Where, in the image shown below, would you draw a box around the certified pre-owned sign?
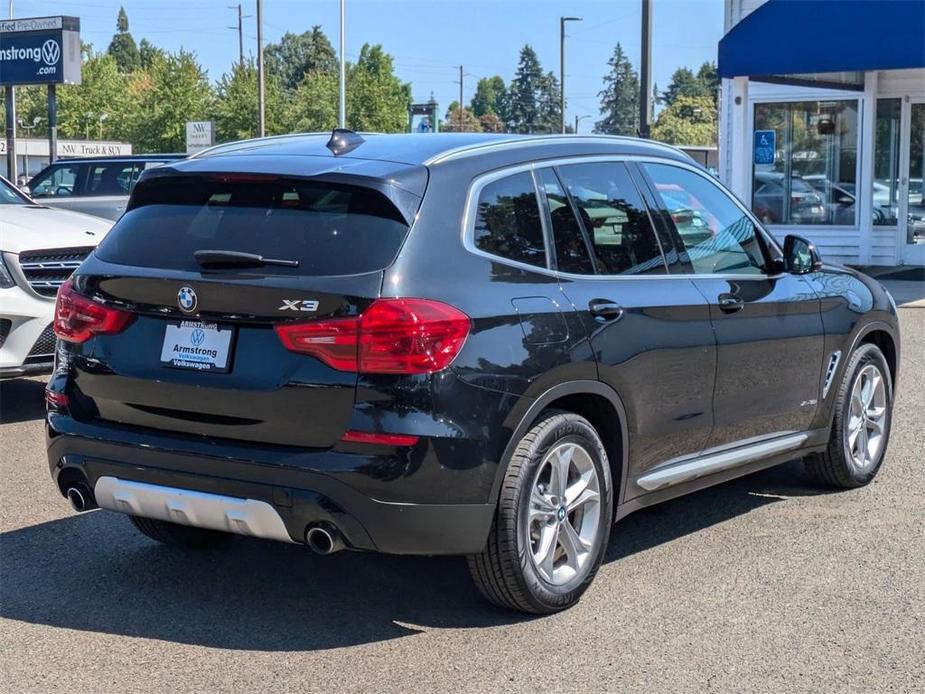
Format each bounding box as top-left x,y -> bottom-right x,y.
0,15 -> 81,86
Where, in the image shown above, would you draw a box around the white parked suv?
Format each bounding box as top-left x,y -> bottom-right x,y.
0,176 -> 112,379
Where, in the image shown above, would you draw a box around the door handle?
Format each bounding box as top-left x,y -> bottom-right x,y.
588,299 -> 624,322
717,293 -> 745,313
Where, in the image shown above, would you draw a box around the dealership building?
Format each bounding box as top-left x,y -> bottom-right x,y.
718,0 -> 925,267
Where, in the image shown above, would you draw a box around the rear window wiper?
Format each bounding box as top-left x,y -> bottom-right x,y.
193,249 -> 300,268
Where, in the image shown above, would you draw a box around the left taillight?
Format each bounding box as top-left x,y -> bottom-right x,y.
53,278 -> 134,344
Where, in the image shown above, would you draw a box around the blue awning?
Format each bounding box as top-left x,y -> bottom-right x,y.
718,0 -> 925,79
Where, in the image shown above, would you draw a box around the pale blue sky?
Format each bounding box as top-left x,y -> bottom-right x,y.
16,0 -> 724,133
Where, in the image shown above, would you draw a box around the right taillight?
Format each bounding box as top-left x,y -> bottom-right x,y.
53,278 -> 135,343
275,298 -> 470,375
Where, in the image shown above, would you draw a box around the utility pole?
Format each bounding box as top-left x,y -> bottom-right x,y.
5,0 -> 15,182
256,0 -> 265,137
228,4 -> 248,67
338,0 -> 346,128
560,16 -> 582,134
639,0 -> 653,139
457,65 -> 464,132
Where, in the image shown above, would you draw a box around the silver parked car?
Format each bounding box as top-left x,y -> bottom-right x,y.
23,155 -> 184,220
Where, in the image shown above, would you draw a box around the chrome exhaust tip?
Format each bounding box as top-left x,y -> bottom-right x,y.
66,485 -> 94,513
305,523 -> 344,555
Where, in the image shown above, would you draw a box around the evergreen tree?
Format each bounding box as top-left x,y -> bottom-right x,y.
595,43 -> 639,136
139,38 -> 165,69
471,76 -> 507,119
265,27 -> 337,91
536,71 -> 562,134
663,66 -> 707,106
506,45 -> 545,133
696,61 -> 719,106
107,6 -> 140,73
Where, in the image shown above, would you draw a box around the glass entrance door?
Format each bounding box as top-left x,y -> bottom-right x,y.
901,99 -> 925,264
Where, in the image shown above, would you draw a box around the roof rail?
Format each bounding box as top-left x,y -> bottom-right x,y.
423,135 -> 693,166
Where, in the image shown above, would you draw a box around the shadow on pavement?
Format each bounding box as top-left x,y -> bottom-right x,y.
1,459 -> 827,651
0,377 -> 47,425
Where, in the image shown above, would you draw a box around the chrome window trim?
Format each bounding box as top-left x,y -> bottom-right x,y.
426,136 -> 691,167
460,154 -> 788,282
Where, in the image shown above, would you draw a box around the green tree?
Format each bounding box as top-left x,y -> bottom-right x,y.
506,45 -> 545,133
213,59 -> 286,141
265,27 -> 338,91
663,66 -> 708,106
107,6 -> 140,73
479,112 -> 504,133
345,44 -> 411,132
471,76 -> 506,119
126,50 -> 213,151
595,43 -> 639,136
287,43 -> 409,133
536,70 -> 561,133
288,70 -> 338,131
697,61 -> 719,105
650,94 -> 717,146
139,38 -> 165,69
442,101 -> 482,132
56,47 -> 133,141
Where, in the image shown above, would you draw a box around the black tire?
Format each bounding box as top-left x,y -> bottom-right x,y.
805,343 -> 893,488
467,411 -> 614,614
129,515 -> 233,548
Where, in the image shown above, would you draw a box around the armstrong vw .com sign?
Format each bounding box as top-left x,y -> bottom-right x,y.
0,16 -> 81,85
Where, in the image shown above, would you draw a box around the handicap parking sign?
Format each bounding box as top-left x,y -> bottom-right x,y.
754,130 -> 776,165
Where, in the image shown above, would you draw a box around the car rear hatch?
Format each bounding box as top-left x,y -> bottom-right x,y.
63,161 -> 426,448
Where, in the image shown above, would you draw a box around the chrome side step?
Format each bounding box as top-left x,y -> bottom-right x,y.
94,476 -> 295,543
636,432 -> 809,492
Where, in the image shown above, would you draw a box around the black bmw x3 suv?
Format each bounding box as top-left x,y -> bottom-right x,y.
46,131 -> 900,614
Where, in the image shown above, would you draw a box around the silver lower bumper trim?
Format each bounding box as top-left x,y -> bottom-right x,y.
637,432 -> 809,491
94,476 -> 295,543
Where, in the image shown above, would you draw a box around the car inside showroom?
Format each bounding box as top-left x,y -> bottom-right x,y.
718,0 -> 925,268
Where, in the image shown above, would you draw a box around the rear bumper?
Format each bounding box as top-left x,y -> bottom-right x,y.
46,413 -> 496,555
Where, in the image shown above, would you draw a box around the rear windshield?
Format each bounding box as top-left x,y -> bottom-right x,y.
94,175 -> 410,276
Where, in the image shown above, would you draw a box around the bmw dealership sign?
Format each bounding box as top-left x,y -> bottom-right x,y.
0,16 -> 81,85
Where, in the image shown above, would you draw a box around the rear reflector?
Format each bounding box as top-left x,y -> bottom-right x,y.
275,298 -> 470,375
340,430 -> 420,447
53,278 -> 135,344
45,389 -> 69,407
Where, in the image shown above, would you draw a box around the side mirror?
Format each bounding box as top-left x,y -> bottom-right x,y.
783,234 -> 822,274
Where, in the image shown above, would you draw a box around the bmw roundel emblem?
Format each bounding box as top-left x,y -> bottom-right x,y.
177,286 -> 198,314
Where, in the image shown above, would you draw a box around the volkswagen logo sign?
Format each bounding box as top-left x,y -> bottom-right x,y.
41,40 -> 60,66
177,286 -> 198,314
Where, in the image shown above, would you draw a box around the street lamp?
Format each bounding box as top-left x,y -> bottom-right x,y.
574,114 -> 590,134
560,16 -> 582,134
98,113 -> 108,140
16,116 -> 42,179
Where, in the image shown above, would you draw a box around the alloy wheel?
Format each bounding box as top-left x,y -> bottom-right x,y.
845,364 -> 888,471
526,441 -> 602,586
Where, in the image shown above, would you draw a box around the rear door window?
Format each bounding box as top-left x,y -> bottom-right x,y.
554,162 -> 666,275
86,162 -> 139,196
473,172 -> 547,268
94,175 -> 412,277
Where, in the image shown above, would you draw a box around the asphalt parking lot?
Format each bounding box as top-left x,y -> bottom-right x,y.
1,308 -> 922,693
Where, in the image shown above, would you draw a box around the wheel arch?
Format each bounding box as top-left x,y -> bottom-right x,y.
490,380 -> 629,517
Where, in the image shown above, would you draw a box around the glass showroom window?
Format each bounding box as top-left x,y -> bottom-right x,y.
752,100 -> 859,226
873,99 -> 901,226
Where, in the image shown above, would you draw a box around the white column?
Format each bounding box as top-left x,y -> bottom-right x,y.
858,71 -> 878,265
722,76 -> 750,201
